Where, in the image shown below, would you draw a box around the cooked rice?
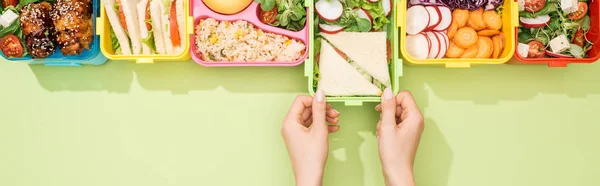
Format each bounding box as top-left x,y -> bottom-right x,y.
195,18 -> 306,62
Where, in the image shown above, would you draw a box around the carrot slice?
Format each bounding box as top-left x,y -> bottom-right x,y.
452,9 -> 470,28
467,8 -> 486,31
446,41 -> 465,58
117,0 -> 127,31
496,32 -> 505,50
475,36 -> 493,58
483,10 -> 502,30
453,27 -> 478,48
461,43 -> 478,58
447,20 -> 458,40
492,35 -> 503,58
477,29 -> 500,36
170,1 -> 181,47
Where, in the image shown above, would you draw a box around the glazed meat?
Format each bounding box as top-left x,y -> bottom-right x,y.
51,0 -> 93,56
20,2 -> 56,58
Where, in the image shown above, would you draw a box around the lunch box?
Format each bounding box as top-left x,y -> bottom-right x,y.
190,0 -> 310,66
399,0 -> 517,68
0,0 -> 107,66
97,0 -> 192,63
513,0 -> 600,67
305,0 -> 402,106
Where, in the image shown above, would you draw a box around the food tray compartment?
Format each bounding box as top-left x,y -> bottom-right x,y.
0,0 -> 107,66
304,0 -> 402,106
398,0 -> 517,68
97,0 -> 191,63
190,0 -> 309,66
513,0 -> 600,67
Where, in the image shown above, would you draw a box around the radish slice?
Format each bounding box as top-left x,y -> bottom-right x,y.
315,0 -> 343,22
367,0 -> 380,2
520,15 -> 551,28
319,23 -> 345,34
406,5 -> 430,35
406,34 -> 430,59
425,32 -> 441,59
434,6 -> 452,31
435,32 -> 448,59
421,33 -> 432,51
356,8 -> 373,24
382,0 -> 392,17
425,6 -> 441,31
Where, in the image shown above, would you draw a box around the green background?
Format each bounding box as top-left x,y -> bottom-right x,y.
1,60 -> 599,186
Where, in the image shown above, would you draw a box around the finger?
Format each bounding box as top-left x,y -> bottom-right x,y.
328,125 -> 340,133
311,89 -> 328,135
304,118 -> 313,126
326,108 -> 340,118
376,120 -> 382,136
375,104 -> 381,112
301,108 -> 312,121
396,91 -> 420,112
326,117 -> 339,125
285,95 -> 313,124
380,88 -> 397,127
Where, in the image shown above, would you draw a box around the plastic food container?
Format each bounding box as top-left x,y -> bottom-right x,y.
514,0 -> 600,67
190,1 -> 309,66
304,0 -> 402,106
0,0 -> 107,66
399,1 -> 517,68
97,0 -> 192,63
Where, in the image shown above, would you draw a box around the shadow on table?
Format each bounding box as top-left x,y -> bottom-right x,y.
414,119 -> 454,186
133,61 -> 308,94
29,60 -> 308,94
399,63 -> 600,104
29,60 -> 134,93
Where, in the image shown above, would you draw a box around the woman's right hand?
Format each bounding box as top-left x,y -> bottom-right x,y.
376,88 -> 425,186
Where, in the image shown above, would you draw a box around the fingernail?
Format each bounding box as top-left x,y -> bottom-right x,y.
316,89 -> 325,102
383,88 -> 393,100
333,109 -> 340,115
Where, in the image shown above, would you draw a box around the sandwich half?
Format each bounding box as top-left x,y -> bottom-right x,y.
149,0 -> 167,54
115,0 -> 143,55
137,0 -> 152,55
103,0 -> 132,55
321,32 -> 391,87
318,41 -> 383,96
159,0 -> 184,55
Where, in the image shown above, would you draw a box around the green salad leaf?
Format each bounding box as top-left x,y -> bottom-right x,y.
0,7 -> 28,57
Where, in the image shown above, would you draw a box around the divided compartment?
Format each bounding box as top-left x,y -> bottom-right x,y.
97,0 -> 191,63
513,0 -> 600,67
304,0 -> 402,106
190,0 -> 309,66
0,0 -> 107,66
398,0 -> 517,68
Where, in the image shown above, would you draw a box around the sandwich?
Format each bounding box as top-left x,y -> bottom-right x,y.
105,0 -> 185,55
321,32 -> 391,87
317,32 -> 390,96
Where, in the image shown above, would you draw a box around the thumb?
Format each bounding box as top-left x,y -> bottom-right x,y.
311,89 -> 328,134
380,87 -> 397,127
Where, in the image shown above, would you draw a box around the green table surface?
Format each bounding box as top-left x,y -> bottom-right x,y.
1,60 -> 599,186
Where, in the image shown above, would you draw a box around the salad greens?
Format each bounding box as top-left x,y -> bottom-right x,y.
255,0 -> 307,31
319,0 -> 389,32
518,1 -> 594,58
0,6 -> 28,57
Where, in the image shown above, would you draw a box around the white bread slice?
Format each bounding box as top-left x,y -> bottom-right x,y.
150,0 -> 166,54
136,0 -> 151,55
321,32 -> 391,87
120,0 -> 142,55
102,0 -> 132,55
160,1 -> 174,54
175,0 -> 185,54
318,41 -> 383,96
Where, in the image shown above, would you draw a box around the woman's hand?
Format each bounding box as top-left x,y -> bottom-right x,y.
376,88 -> 425,186
281,90 -> 341,186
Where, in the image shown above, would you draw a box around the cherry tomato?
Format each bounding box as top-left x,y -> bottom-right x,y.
527,40 -> 546,58
259,7 -> 278,24
568,2 -> 588,20
0,35 -> 24,58
524,0 -> 546,13
572,29 -> 585,47
2,0 -> 17,7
